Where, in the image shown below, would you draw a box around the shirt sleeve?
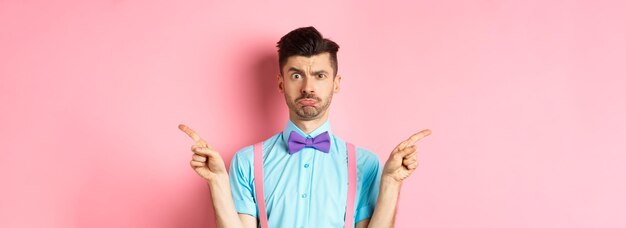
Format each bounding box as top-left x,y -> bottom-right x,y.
354,148 -> 382,223
228,145 -> 258,217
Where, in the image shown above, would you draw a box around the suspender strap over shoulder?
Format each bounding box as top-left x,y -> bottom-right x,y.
345,142 -> 357,228
253,142 -> 269,228
253,142 -> 358,228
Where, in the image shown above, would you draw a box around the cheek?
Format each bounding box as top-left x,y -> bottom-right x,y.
283,81 -> 302,92
283,86 -> 299,98
283,84 -> 296,93
325,82 -> 336,93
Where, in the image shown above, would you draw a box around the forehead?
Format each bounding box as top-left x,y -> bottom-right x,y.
283,53 -> 333,72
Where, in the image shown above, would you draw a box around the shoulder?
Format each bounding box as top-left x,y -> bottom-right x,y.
352,145 -> 382,194
232,145 -> 254,163
334,136 -> 380,166
229,145 -> 254,178
337,135 -> 381,169
355,147 -> 379,161
231,133 -> 282,165
355,146 -> 382,170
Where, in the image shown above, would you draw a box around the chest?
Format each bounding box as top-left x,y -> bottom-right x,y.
259,146 -> 351,226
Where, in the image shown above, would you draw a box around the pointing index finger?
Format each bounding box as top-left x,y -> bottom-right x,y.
406,129 -> 432,145
178,124 -> 203,143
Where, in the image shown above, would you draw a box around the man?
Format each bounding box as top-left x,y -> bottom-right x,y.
179,26 -> 431,227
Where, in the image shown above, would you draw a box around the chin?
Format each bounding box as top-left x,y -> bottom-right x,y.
295,110 -> 321,120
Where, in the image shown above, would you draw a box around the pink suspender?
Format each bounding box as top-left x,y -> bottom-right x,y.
253,142 -> 358,228
345,143 -> 357,228
253,142 -> 269,227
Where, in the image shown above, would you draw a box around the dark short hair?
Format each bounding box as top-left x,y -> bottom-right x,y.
276,26 -> 340,76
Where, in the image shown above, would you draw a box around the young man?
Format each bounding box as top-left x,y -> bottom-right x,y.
179,26 -> 431,227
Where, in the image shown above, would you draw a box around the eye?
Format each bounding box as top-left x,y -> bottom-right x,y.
317,74 -> 326,79
291,73 -> 302,79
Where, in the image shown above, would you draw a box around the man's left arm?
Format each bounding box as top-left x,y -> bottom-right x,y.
365,129 -> 432,228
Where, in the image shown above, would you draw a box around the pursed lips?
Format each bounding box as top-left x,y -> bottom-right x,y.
298,98 -> 318,106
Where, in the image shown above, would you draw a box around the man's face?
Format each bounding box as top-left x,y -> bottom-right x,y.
278,52 -> 341,121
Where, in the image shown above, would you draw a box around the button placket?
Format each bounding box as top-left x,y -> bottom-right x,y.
301,148 -> 312,200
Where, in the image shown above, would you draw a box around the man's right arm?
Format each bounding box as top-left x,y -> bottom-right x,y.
207,175 -> 257,228
178,124 -> 257,228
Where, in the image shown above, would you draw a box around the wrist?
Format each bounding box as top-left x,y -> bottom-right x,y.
381,175 -> 402,188
207,174 -> 230,187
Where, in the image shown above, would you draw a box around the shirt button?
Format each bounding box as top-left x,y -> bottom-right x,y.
304,164 -> 309,168
301,194 -> 307,198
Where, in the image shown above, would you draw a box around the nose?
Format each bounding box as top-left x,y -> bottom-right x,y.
301,77 -> 315,94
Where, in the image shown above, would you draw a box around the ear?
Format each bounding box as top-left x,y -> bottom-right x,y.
277,74 -> 284,93
333,74 -> 341,93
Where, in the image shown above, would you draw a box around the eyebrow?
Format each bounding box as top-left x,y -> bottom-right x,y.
287,67 -> 303,74
312,70 -> 329,75
286,67 -> 329,75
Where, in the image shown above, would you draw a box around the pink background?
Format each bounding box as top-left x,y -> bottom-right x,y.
1,0 -> 625,227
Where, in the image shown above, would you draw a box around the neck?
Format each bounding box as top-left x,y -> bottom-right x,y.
289,112 -> 329,134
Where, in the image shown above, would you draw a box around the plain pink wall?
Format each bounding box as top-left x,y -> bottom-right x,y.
1,0 -> 625,227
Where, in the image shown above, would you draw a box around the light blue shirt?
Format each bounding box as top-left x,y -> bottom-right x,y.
229,120 -> 382,227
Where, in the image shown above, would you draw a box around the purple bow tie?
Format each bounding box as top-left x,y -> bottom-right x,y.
287,131 -> 331,154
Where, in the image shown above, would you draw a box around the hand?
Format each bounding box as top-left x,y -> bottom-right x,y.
382,129 -> 432,183
178,124 -> 228,182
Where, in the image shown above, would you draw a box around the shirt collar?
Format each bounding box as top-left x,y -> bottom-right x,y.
282,119 -> 333,147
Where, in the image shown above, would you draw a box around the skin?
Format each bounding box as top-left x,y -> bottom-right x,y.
179,52 -> 431,228
278,53 -> 339,133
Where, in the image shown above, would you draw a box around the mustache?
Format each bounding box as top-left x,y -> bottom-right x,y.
296,93 -> 321,102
